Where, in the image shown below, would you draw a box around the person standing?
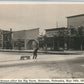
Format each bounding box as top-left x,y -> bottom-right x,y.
33,47 -> 39,59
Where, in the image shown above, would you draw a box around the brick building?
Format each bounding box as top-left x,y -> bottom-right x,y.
67,14 -> 84,50
44,14 -> 84,51
67,14 -> 84,28
12,28 -> 39,50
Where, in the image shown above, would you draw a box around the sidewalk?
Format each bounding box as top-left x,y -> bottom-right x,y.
0,49 -> 83,55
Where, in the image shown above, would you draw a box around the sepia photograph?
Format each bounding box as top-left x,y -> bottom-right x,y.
0,1 -> 84,79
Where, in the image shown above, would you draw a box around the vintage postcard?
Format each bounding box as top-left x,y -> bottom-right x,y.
0,1 -> 84,83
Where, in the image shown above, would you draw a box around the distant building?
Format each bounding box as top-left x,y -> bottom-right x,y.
12,28 -> 39,50
67,14 -> 84,50
0,29 -> 12,49
67,14 -> 84,28
45,27 -> 69,50
46,27 -> 69,37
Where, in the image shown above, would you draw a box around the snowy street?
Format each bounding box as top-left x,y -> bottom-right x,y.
0,52 -> 84,79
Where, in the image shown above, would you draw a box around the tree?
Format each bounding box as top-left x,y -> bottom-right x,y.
78,26 -> 84,50
38,35 -> 47,50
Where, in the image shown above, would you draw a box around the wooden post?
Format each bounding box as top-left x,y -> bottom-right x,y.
57,40 -> 59,50
2,32 -> 3,49
81,43 -> 83,51
24,39 -> 27,50
64,42 -> 67,50
53,39 -> 54,50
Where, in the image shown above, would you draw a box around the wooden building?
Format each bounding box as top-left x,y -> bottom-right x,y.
45,27 -> 69,51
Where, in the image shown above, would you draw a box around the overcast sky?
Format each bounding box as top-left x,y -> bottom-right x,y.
0,3 -> 84,34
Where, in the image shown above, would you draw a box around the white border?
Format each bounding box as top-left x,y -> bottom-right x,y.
0,79 -> 84,83
0,1 -> 84,4
0,1 -> 84,83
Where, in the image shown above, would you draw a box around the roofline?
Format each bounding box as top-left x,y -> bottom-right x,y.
0,29 -> 11,32
13,28 -> 39,32
67,14 -> 84,18
45,27 -> 67,31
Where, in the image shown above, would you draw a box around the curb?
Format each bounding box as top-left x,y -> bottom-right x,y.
0,49 -> 82,55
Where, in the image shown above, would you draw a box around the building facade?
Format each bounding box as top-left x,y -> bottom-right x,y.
13,28 -> 39,50
67,14 -> 84,50
44,27 -> 69,51
0,29 -> 12,49
67,14 -> 84,28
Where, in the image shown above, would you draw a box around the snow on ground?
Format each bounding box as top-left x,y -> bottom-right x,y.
0,52 -> 84,79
